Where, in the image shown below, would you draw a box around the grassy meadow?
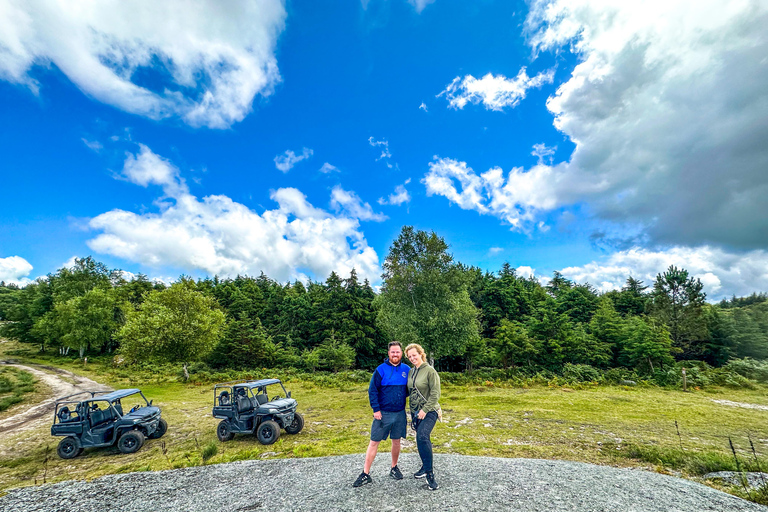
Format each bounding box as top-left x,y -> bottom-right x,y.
2,338 -> 768,503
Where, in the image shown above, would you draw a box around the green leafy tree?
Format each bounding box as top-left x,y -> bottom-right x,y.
36,287 -> 127,358
117,283 -> 225,363
375,226 -> 481,363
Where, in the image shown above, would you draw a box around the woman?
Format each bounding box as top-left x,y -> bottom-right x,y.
405,343 -> 441,491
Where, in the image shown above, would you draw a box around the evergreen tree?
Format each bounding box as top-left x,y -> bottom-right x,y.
648,265 -> 707,359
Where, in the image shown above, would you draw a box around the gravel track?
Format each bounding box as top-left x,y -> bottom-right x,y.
0,360 -> 111,434
1,453 -> 764,512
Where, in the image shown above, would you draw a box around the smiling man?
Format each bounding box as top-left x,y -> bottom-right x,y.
352,341 -> 410,487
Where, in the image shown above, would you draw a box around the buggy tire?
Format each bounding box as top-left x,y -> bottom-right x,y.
57,437 -> 81,459
149,418 -> 168,439
118,430 -> 145,454
217,420 -> 235,442
256,420 -> 280,445
284,412 -> 304,435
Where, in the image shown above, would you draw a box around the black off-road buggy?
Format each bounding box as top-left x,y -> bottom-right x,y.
212,379 -> 304,444
51,388 -> 167,459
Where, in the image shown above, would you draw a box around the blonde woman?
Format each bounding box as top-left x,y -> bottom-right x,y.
405,343 -> 441,491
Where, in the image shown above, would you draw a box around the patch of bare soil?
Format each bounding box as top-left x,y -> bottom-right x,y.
0,361 -> 111,434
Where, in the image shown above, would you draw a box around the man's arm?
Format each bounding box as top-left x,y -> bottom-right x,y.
368,369 -> 382,419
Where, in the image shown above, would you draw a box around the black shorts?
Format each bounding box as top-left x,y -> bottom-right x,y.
371,410 -> 407,441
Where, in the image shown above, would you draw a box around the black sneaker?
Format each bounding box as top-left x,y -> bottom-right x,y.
353,472 -> 372,487
426,471 -> 439,491
414,467 -> 427,479
390,465 -> 403,480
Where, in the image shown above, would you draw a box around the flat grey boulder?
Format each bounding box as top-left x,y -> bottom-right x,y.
705,472 -> 768,490
1,454 -> 765,512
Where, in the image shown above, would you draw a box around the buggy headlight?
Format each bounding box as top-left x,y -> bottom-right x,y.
267,408 -> 277,413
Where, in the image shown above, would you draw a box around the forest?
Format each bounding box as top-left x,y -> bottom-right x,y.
1,226 -> 767,384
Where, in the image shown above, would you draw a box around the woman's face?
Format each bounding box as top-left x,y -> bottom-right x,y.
407,348 -> 422,366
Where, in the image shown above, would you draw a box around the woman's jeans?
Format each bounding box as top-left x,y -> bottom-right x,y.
412,411 -> 438,472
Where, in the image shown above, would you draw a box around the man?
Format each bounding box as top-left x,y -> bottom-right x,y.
352,341 -> 410,487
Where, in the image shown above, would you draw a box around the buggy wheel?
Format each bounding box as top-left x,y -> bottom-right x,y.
57,437 -> 81,459
284,412 -> 304,435
118,430 -> 145,454
256,420 -> 280,445
217,420 -> 235,442
149,418 -> 168,439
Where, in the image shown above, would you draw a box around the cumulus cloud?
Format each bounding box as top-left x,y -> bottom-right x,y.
378,179 -> 411,206
423,156 -> 562,229
439,68 -> 555,111
319,162 -> 339,174
87,146 -> 382,284
0,0 -> 286,128
274,147 -> 313,173
0,256 -> 34,286
559,246 -> 768,301
520,0 -> 768,248
430,1 -> 768,250
488,247 -> 503,255
330,186 -> 387,222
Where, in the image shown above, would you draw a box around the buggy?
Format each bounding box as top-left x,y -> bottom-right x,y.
51,388 -> 167,459
212,379 -> 304,444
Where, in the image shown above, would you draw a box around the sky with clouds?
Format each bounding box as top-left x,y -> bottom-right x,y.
1,0 -> 767,301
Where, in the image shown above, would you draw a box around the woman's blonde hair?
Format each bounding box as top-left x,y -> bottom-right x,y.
404,343 -> 427,363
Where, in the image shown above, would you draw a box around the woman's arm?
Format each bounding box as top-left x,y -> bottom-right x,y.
423,368 -> 441,412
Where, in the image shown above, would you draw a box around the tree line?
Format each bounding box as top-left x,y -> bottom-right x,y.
1,226 -> 767,375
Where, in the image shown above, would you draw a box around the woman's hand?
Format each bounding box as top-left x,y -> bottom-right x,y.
417,410 -> 426,420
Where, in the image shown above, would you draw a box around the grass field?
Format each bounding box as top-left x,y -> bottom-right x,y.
2,339 -> 767,504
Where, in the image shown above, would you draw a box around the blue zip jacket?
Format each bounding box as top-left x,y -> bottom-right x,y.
368,359 -> 410,413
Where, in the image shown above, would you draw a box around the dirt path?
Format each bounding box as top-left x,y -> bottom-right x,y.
0,361 -> 111,434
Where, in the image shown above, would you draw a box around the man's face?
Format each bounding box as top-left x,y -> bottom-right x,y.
388,345 -> 402,365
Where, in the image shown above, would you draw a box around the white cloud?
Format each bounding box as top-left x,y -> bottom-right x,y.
368,137 -> 391,159
87,146 -> 381,284
319,162 -> 339,174
423,156 -> 563,229
419,102 -> 428,112
274,147 -> 313,173
488,247 -> 503,255
81,138 -> 103,152
510,0 -> 768,248
330,185 -> 388,222
429,1 -> 768,250
516,266 -> 536,280
531,143 -> 556,165
60,256 -> 79,269
378,179 -> 411,206
0,0 -> 286,129
408,0 -> 436,13
0,256 -> 34,286
559,246 -> 768,301
439,68 -> 555,111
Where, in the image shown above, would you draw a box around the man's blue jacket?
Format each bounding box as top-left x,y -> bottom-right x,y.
368,359 -> 410,413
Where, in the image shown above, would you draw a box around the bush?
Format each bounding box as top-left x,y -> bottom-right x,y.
724,358 -> 768,383
562,363 -> 602,383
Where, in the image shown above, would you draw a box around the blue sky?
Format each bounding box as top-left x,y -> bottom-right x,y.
1,0 -> 767,301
